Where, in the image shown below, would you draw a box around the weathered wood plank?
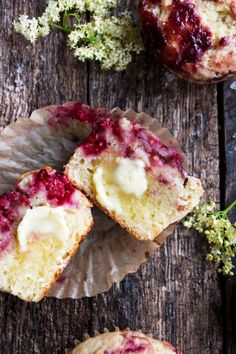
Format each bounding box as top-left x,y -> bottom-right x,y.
222,79 -> 236,354
0,1 -> 223,353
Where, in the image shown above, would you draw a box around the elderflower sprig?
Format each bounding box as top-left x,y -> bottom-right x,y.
14,0 -> 144,71
183,200 -> 236,276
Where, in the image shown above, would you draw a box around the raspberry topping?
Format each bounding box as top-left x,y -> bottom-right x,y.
0,168 -> 78,257
0,191 -> 30,256
81,133 -> 108,156
140,0 -> 212,74
0,234 -> 12,255
48,102 -> 97,127
123,338 -> 147,352
23,169 -> 76,206
0,191 -> 29,233
81,116 -> 185,176
219,36 -> 229,46
49,103 -> 186,177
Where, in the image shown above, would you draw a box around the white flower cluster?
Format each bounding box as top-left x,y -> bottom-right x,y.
183,201 -> 236,276
14,0 -> 143,70
14,1 -> 62,43
69,15 -> 143,70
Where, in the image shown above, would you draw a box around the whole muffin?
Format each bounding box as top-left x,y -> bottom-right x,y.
140,0 -> 236,82
71,330 -> 181,353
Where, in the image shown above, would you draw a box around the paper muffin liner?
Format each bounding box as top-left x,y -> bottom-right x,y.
0,103 -> 186,299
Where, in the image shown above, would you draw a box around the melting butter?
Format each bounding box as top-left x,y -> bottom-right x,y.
17,206 -> 69,252
93,157 -> 147,215
93,167 -> 123,215
114,158 -> 147,198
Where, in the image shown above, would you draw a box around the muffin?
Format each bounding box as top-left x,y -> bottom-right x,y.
65,110 -> 204,241
70,330 -> 182,353
140,0 -> 236,82
0,167 -> 93,302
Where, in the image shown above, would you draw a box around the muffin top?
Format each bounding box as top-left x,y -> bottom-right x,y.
71,330 -> 181,354
140,0 -> 236,82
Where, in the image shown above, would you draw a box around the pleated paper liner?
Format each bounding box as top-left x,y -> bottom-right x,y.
0,103 -> 186,299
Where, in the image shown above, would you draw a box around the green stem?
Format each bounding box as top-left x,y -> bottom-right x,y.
51,11 -> 81,34
51,23 -> 70,33
208,200 -> 236,219
66,13 -> 80,23
56,11 -> 80,33
223,200 -> 236,215
63,10 -> 68,30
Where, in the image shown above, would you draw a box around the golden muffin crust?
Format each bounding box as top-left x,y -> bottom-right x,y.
71,330 -> 181,354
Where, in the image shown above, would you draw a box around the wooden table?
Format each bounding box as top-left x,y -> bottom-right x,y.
0,1 -> 235,353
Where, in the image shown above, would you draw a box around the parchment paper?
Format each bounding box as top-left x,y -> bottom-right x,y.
0,103 -> 186,299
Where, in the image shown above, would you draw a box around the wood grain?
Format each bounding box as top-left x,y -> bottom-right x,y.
0,1 -> 223,353
222,79 -> 236,354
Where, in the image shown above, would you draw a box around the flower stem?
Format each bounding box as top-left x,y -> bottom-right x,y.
63,10 -> 68,30
223,199 -> 236,215
66,13 -> 80,23
51,23 -> 70,33
58,11 -> 80,33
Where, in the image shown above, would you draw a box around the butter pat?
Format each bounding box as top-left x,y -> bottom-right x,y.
114,158 -> 147,198
17,206 -> 69,252
92,157 -> 148,216
93,167 -> 122,215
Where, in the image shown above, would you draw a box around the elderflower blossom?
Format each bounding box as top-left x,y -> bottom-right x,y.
85,0 -> 116,15
14,15 -> 41,43
57,0 -> 85,11
56,0 -> 116,13
14,0 -> 143,70
183,201 -> 236,276
44,1 -> 61,22
69,15 -> 143,70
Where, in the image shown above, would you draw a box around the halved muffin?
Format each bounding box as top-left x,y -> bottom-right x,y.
65,112 -> 204,241
0,166 -> 93,302
70,330 -> 182,354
